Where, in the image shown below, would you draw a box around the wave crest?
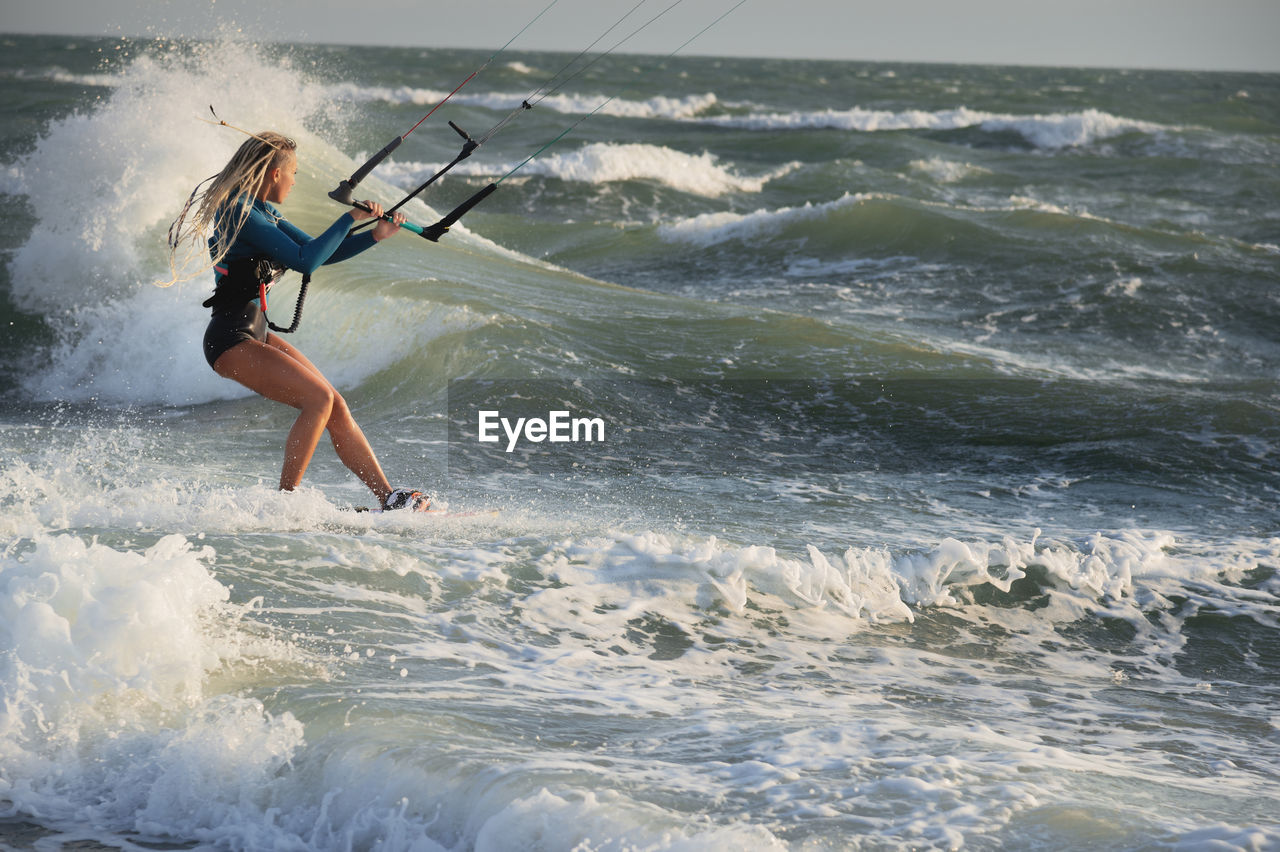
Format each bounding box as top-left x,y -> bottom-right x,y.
703,105 -> 1174,148
377,142 -> 795,198
328,82 -> 719,120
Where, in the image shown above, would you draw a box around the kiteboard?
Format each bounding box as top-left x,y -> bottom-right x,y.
348,505 -> 499,518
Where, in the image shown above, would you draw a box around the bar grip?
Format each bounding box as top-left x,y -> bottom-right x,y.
421,183 -> 498,242
329,135 -> 403,204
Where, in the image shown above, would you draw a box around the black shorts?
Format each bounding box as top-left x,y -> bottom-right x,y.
203,301 -> 267,368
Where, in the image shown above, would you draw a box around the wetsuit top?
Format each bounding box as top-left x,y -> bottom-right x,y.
210,196 -> 377,289
201,198 -> 379,366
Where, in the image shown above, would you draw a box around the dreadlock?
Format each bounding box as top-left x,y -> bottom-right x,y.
161,131 -> 296,287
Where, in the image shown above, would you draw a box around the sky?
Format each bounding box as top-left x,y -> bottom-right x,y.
1,0 -> 1278,72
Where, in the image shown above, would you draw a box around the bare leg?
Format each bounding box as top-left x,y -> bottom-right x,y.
213,337 -> 392,505
265,333 -> 393,505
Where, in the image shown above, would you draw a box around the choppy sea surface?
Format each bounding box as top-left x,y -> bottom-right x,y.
1,24 -> 1278,852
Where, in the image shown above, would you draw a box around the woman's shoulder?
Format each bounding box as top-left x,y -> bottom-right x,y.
234,198 -> 286,236
246,197 -> 284,223
220,195 -> 280,219
215,196 -> 288,254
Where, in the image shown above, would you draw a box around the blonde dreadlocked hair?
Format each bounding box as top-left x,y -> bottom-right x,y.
161,131 -> 296,287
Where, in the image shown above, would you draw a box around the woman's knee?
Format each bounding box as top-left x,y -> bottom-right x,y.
300,382 -> 336,417
327,390 -> 354,423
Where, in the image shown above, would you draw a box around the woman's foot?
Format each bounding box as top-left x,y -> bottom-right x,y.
383,488 -> 432,512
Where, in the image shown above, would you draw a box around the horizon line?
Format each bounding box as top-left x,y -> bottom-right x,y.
2,28 -> 1277,76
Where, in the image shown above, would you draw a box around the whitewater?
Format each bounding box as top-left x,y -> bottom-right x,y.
1,29 -> 1278,852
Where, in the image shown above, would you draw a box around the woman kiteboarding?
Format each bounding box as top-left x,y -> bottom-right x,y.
168,131 -> 430,512
160,3 -> 745,512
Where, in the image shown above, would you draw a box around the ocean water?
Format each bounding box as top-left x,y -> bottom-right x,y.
1,24 -> 1279,851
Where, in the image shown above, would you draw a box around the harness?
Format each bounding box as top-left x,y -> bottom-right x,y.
204,256 -> 310,334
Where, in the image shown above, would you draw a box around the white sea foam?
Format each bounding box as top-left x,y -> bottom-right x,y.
3,421 -> 1278,849
531,90 -> 719,120
13,67 -> 124,88
377,142 -> 796,198
512,527 -> 1280,647
702,105 -> 1174,148
658,192 -> 872,246
0,532 -> 229,735
909,156 -> 990,183
328,81 -> 719,120
0,525 -> 313,845
0,524 -> 427,846
324,80 -> 452,109
524,143 -> 795,196
334,80 -> 1171,148
0,528 -> 786,849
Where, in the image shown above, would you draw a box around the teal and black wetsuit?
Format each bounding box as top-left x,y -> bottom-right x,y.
202,198 -> 376,368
